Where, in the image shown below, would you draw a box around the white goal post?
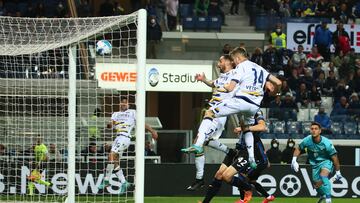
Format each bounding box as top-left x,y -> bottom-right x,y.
0,9 -> 147,203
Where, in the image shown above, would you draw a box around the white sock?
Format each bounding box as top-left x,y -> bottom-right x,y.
195,119 -> 216,147
244,131 -> 254,159
195,155 -> 205,180
115,169 -> 126,183
325,198 -> 331,203
105,164 -> 114,181
207,140 -> 228,154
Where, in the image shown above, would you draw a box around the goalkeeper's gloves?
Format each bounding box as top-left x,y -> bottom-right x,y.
331,170 -> 343,182
249,156 -> 257,169
291,157 -> 299,172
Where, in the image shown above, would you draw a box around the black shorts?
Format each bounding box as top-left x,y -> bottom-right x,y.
222,148 -> 238,166
229,149 -> 250,173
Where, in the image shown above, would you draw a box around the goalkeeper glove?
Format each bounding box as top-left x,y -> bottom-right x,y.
291,157 -> 299,172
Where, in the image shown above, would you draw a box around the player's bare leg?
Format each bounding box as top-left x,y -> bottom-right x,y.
222,166 -> 252,203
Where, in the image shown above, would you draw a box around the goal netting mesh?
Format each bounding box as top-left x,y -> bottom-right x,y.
0,12 -> 145,203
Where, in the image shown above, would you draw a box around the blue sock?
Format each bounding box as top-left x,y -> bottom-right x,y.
318,176 -> 331,198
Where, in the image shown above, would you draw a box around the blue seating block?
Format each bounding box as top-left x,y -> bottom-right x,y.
182,17 -> 195,30
208,16 -> 222,31
196,16 -> 209,30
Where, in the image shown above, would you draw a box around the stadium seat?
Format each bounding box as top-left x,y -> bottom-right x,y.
179,4 -> 193,17
208,16 -> 222,32
182,17 -> 196,30
297,109 -> 310,121
301,121 -> 312,135
344,122 -> 357,135
265,121 -> 272,133
287,121 -> 300,134
331,122 -> 343,135
195,16 -> 209,30
272,121 -> 285,134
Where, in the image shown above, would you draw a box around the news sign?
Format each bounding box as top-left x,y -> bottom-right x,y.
287,23 -> 360,52
95,63 -> 213,92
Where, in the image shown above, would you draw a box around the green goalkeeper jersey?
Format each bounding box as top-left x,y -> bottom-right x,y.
34,144 -> 48,163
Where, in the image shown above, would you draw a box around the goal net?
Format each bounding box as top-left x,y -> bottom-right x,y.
0,10 -> 147,203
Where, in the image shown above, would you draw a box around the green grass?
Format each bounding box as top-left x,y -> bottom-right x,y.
1,195 -> 359,202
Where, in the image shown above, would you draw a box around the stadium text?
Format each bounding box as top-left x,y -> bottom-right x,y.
100,72 -> 136,82
162,73 -> 198,83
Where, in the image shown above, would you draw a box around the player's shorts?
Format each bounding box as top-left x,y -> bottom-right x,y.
230,149 -> 250,173
111,135 -> 131,154
209,96 -> 259,125
204,116 -> 227,140
312,160 -> 334,181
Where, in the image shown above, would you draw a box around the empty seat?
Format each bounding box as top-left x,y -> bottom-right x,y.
195,16 -> 209,30
331,122 -> 343,135
272,121 -> 285,134
179,4 -> 193,17
301,121 -> 312,135
208,16 -> 222,31
344,122 -> 357,135
182,17 -> 196,30
287,121 -> 300,134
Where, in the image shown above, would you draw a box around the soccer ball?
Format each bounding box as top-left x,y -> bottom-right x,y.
96,40 -> 112,55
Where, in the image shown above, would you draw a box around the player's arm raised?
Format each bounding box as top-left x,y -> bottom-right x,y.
196,72 -> 214,87
267,74 -> 282,94
145,124 -> 158,140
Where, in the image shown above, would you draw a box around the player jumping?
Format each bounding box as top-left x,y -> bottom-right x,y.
291,122 -> 342,203
181,55 -> 235,190
98,97 -> 158,194
27,137 -> 51,195
196,47 -> 281,169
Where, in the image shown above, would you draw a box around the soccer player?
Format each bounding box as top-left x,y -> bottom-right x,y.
200,109 -> 274,203
199,47 -> 281,168
291,122 -> 342,203
233,110 -> 275,203
99,97 -> 158,193
181,55 -> 235,191
27,136 -> 51,195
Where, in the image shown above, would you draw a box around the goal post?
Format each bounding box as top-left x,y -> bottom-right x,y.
0,9 -> 147,203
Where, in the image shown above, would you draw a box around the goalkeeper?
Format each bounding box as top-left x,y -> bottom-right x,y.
27,137 -> 51,195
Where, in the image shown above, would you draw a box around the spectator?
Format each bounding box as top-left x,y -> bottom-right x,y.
78,0 -> 93,17
208,0 -> 226,25
302,0 -> 316,16
288,69 -> 300,90
266,139 -> 282,164
353,68 -> 360,93
263,45 -> 281,72
280,80 -> 293,98
269,23 -> 286,50
155,0 -> 166,28
313,21 -> 332,61
281,139 -> 295,164
291,45 -> 306,68
323,69 -> 338,96
222,44 -> 231,55
306,47 -> 324,69
81,143 -> 98,156
35,3 -> 45,18
331,96 -> 349,121
333,80 -> 351,103
314,106 -> 332,134
98,143 -> 111,156
315,0 -> 329,17
309,84 -> 322,107
55,1 -> 67,18
48,143 -> 62,162
332,21 -> 351,55
194,0 -> 209,16
327,0 -> 339,19
315,72 -> 326,94
99,0 -> 114,16
280,49 -> 292,68
145,141 -> 157,156
296,59 -> 308,77
250,47 -> 263,66
348,92 -> 360,121
296,83 -> 310,108
146,0 -> 158,17
300,69 -> 315,88
337,3 -> 350,23
230,0 -> 239,15
353,1 -> 360,18
0,144 -> 7,156
166,0 -> 178,31
147,15 -> 163,59
280,93 -> 298,121
279,0 -> 291,17
269,95 -> 282,120
313,62 -> 325,80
